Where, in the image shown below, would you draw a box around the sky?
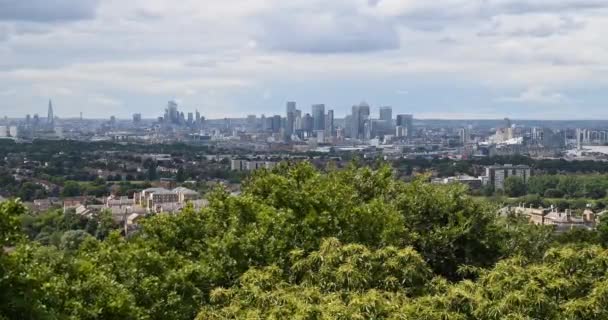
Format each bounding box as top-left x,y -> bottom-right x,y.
0,0 -> 608,120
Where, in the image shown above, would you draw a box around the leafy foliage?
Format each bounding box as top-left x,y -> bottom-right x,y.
2,163 -> 608,319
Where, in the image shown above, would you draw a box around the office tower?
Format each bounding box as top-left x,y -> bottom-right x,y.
312,104 -> 325,131
351,106 -> 360,139
294,109 -> 302,130
286,101 -> 296,138
187,112 -> 194,125
351,102 -> 370,139
379,106 -> 392,122
286,101 -> 297,115
303,113 -> 313,133
33,114 -> 40,127
325,109 -> 334,136
459,127 -> 470,145
396,114 -> 414,137
166,101 -> 179,124
271,115 -> 282,133
47,100 -> 54,126
195,110 -> 201,124
133,113 -> 142,124
370,119 -> 392,138
246,115 -> 257,132
25,114 -> 31,125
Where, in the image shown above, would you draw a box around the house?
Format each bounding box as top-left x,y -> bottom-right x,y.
137,188 -> 179,208
510,204 -> 597,232
172,187 -> 199,203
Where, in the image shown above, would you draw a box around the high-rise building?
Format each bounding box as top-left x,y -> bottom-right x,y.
312,104 -> 325,132
459,127 -> 470,145
303,113 -> 313,133
133,113 -> 142,124
286,101 -> 297,139
47,100 -> 54,127
246,115 -> 257,132
396,114 -> 414,137
187,112 -> 194,125
325,109 -> 334,137
286,101 -> 297,115
379,106 -> 392,122
165,101 -> 179,125
351,102 -> 370,139
271,115 -> 282,133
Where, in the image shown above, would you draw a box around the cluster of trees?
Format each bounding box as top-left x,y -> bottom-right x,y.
393,155 -> 608,181
2,163 -> 608,319
502,174 -> 608,199
19,209 -> 119,246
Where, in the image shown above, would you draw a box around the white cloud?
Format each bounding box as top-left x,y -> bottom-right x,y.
497,87 -> 568,104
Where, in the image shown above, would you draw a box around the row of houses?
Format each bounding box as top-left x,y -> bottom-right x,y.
506,203 -> 607,232
60,187 -> 207,229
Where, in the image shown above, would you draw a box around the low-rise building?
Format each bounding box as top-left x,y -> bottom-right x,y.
432,175 -> 484,189
510,204 -> 597,232
172,187 -> 200,203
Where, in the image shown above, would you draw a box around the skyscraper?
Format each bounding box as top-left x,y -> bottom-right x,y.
379,107 -> 392,122
325,109 -> 334,137
271,115 -> 282,133
396,114 -> 414,138
166,101 -> 179,124
47,100 -> 54,127
187,112 -> 193,125
133,113 -> 142,124
286,101 -> 297,139
312,104 -> 325,131
351,102 -> 370,140
303,113 -> 313,133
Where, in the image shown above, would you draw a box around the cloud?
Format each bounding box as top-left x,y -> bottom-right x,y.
0,0 -> 100,22
0,24 -> 9,41
254,8 -> 400,53
478,14 -> 584,37
89,94 -> 123,107
497,87 -> 568,104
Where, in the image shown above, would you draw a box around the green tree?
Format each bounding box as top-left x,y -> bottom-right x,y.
176,168 -> 187,182
61,181 -> 82,197
504,176 -> 527,197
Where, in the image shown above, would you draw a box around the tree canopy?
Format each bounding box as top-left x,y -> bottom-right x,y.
2,162 -> 608,319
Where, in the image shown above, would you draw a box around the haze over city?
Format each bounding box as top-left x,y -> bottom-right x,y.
1,0 -> 608,119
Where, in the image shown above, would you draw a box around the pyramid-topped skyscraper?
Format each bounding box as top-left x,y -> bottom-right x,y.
47,99 -> 54,127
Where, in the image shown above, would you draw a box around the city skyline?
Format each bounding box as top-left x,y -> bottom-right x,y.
1,1 -> 608,119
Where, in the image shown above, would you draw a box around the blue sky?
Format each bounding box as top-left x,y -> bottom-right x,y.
1,0 -> 608,119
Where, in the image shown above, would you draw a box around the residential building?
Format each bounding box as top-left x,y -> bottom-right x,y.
485,164 -> 531,190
